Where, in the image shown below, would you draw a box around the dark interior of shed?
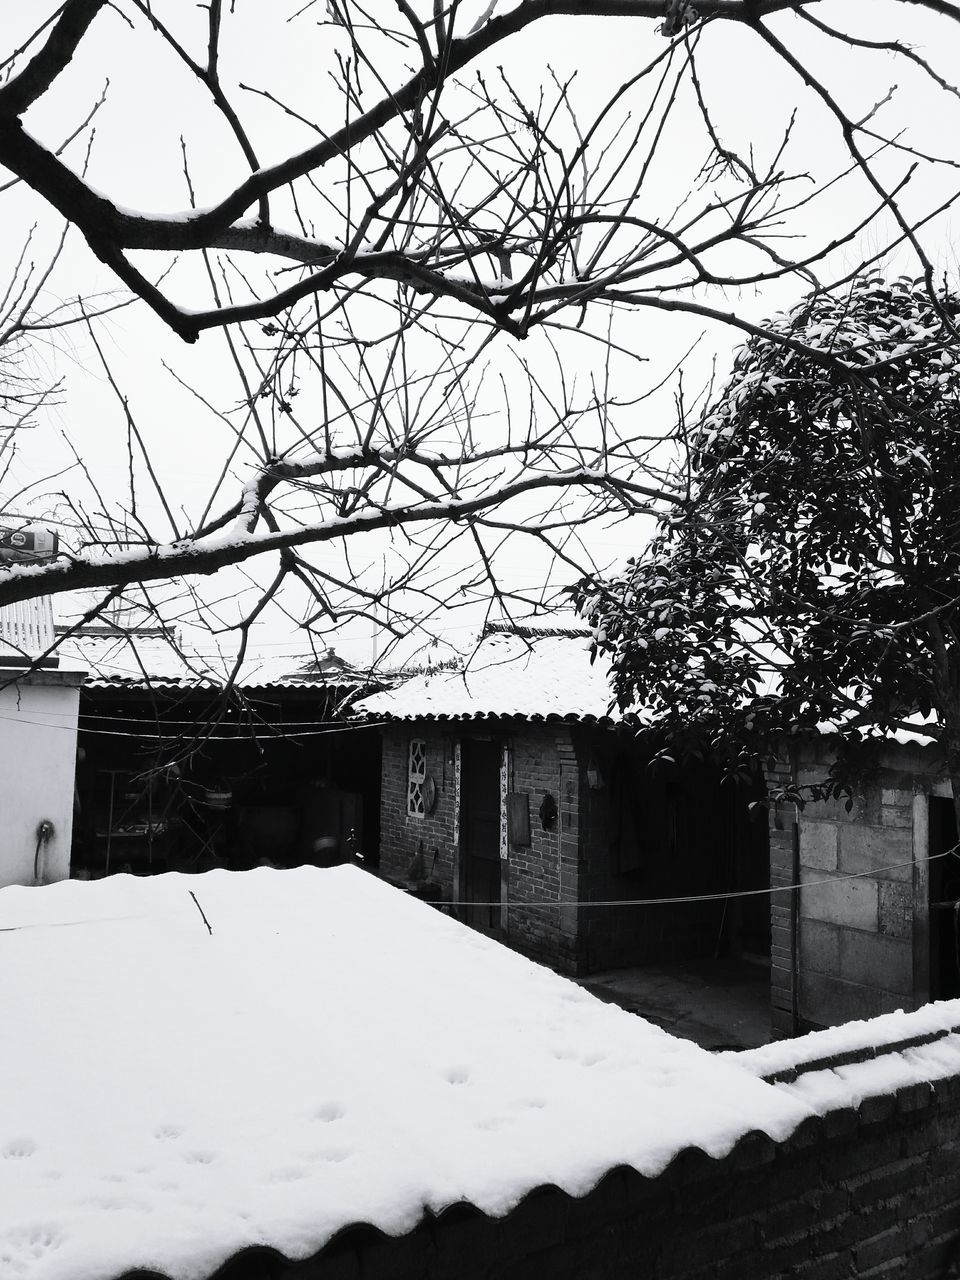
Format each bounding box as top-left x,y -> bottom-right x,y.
70,690 -> 381,878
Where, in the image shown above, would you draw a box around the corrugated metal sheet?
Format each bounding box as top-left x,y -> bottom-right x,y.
0,596 -> 55,656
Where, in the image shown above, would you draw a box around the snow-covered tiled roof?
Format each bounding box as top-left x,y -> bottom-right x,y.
354,625 -> 618,723
815,710 -> 938,747
52,627 -> 371,694
0,866 -> 813,1280
55,626 -> 219,687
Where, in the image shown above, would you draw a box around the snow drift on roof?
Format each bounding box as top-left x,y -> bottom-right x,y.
355,628 -> 618,722
0,866 -> 810,1280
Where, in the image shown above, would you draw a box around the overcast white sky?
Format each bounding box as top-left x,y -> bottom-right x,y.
3,1 -> 960,672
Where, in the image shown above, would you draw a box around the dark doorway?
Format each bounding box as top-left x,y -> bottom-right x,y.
460,738 -> 501,930
604,743 -> 770,966
727,773 -> 772,960
929,796 -> 960,999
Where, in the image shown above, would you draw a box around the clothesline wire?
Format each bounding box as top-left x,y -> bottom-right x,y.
0,710 -> 389,738
2,852 -> 955,932
429,849 -> 956,909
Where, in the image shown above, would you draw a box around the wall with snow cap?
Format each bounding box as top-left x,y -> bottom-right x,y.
0,670 -> 83,888
6,869 -> 960,1280
191,1006 -> 960,1280
768,737 -> 947,1037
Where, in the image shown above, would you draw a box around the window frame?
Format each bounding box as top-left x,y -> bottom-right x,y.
407,737 -> 427,817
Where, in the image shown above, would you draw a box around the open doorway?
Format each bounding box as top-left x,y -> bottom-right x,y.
725,772 -> 772,962
929,796 -> 960,999
605,745 -> 771,965
459,738 -> 502,931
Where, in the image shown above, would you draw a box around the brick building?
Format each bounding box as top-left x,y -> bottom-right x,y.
359,622 -> 960,1043
356,623 -> 770,976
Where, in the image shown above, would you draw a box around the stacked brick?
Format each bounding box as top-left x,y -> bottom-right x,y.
378,729 -> 458,886
503,727 -> 581,969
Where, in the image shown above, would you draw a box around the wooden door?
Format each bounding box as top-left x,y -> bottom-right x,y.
460,738 -> 501,929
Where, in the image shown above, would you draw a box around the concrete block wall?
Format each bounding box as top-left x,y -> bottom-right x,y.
765,739 -> 936,1033
796,768 -> 915,1029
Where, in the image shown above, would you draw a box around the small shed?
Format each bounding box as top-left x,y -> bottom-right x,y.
355,623 -> 770,976
54,623 -> 383,878
0,597 -> 85,888
357,622 -> 960,1038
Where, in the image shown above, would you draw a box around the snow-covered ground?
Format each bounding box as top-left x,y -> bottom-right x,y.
3,866 -> 959,1280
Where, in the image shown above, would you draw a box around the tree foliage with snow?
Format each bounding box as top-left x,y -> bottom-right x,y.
580,276 -> 960,799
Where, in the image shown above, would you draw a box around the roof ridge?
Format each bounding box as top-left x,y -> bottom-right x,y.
483,620 -> 592,639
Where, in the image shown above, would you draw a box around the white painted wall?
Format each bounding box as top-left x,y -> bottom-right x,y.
0,673 -> 83,888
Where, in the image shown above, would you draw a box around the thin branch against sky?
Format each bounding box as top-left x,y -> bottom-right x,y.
0,1 -> 960,668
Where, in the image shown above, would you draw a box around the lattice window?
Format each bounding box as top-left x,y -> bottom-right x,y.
407,738 -> 427,816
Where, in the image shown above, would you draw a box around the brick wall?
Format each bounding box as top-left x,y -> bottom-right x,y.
378,728 -> 458,886
379,722 -> 769,978
377,723 -> 583,970
502,725 -> 581,970
214,1041 -> 960,1280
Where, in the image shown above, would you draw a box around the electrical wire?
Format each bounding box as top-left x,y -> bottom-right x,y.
0,701 -> 379,730
77,711 -> 370,729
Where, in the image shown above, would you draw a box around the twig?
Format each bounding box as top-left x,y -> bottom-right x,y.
189,890 -> 213,936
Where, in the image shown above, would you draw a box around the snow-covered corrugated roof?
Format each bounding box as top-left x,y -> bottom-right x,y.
355,626 -> 618,723
0,866 -> 812,1280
